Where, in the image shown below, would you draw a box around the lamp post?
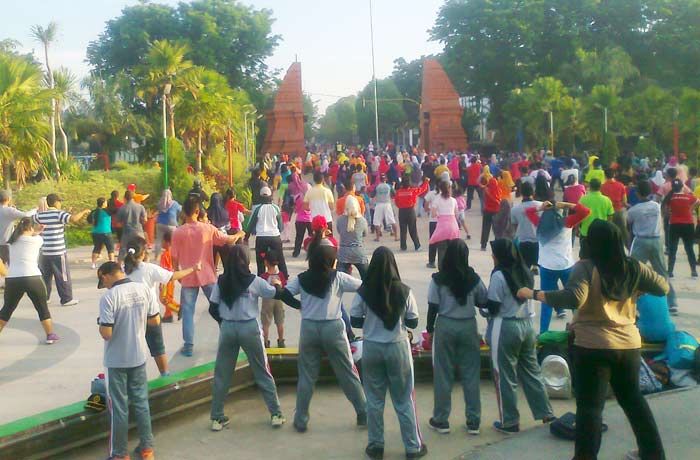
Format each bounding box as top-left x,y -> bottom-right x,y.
243,110 -> 256,167
549,110 -> 554,154
162,83 -> 172,190
369,0 -> 380,148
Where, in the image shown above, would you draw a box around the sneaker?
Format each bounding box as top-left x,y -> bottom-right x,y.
91,263 -> 97,269
556,311 -> 567,319
211,416 -> 230,431
357,412 -> 368,427
180,345 -> 193,357
542,415 -> 557,424
623,450 -> 640,460
669,306 -> 679,316
415,244 -> 421,251
271,413 -> 286,427
45,333 -> 60,345
466,421 -> 480,435
61,299 -> 79,307
425,262 -> 436,269
531,267 -> 539,276
293,421 -> 307,433
493,421 -> 519,434
428,417 -> 450,434
277,339 -> 286,348
133,446 -> 154,460
668,272 -> 674,278
264,339 -> 271,348
481,246 -> 487,252
365,445 -> 384,460
692,271 -> 698,278
406,444 -> 428,459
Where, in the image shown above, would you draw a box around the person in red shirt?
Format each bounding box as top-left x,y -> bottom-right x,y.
395,177 -> 430,251
664,179 -> 699,277
466,157 -> 482,210
224,189 -> 249,233
480,169 -> 502,251
600,168 -> 629,246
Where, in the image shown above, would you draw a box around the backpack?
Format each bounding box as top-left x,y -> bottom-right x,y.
639,359 -> 663,394
660,331 -> 699,370
541,355 -> 572,399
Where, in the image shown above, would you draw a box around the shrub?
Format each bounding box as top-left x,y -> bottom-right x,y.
14,175 -> 125,215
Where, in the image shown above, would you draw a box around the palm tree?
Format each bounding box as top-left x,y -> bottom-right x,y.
52,67 -> 78,159
30,21 -> 61,178
0,53 -> 52,188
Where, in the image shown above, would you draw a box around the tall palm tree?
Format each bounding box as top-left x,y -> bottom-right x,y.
0,53 -> 52,187
30,21 -> 60,177
52,67 -> 78,159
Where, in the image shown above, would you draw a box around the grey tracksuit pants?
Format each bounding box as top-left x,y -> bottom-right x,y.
432,316 -> 481,425
489,317 -> 553,428
363,340 -> 423,453
106,364 -> 153,457
211,319 -> 281,419
630,236 -> 678,307
295,319 -> 366,428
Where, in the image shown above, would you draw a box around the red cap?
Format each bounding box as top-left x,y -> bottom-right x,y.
127,184 -> 136,191
311,215 -> 328,232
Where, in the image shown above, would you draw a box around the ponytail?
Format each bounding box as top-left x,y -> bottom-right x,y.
123,236 -> 147,275
8,217 -> 34,245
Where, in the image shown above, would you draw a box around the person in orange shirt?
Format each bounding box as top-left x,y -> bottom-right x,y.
336,178 -> 367,217
159,230 -> 180,322
127,183 -> 150,204
600,168 -> 629,246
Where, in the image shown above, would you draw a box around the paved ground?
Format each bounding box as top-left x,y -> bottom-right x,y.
1,193 -> 698,448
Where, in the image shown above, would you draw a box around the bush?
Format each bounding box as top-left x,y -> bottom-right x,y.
66,226 -> 93,248
106,164 -> 161,211
14,175 -> 125,215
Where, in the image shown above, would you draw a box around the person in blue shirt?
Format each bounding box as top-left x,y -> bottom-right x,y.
155,189 -> 182,260
89,197 -> 115,268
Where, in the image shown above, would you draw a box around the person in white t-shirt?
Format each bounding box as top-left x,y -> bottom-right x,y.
123,236 -> 201,376
423,187 -> 440,268
0,217 -> 58,344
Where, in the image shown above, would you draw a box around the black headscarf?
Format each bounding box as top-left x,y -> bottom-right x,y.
298,243 -> 338,298
490,239 -> 533,304
218,245 -> 256,307
588,220 -> 641,301
535,174 -> 552,201
357,246 -> 411,330
432,239 -> 481,305
207,192 -> 229,228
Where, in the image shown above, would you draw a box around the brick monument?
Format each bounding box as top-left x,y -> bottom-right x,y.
419,59 -> 468,153
262,62 -> 305,156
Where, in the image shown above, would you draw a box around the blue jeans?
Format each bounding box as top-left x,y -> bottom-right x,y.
106,364 -> 153,457
181,284 -> 214,347
539,266 -> 571,333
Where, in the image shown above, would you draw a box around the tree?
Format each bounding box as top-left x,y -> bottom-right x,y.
318,96 -> 357,145
558,47 -> 639,93
356,79 -> 407,145
86,0 -> 280,106
0,52 -> 52,187
679,88 -> 700,166
52,67 -> 79,158
389,57 -> 425,126
303,94 -> 318,140
30,21 -> 60,177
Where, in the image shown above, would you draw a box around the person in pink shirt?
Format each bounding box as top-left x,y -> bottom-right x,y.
171,196 -> 244,356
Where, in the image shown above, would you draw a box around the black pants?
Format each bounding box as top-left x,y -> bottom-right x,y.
254,236 -> 288,278
0,276 -> 50,322
339,262 -> 368,280
668,223 -> 697,274
39,253 -> 73,304
573,346 -> 665,460
519,241 -> 539,268
293,221 -> 312,256
398,207 -> 420,250
428,221 -> 437,264
466,185 -> 478,210
579,236 -> 590,259
480,211 -> 496,249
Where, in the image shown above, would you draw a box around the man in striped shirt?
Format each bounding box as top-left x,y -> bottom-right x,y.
34,194 -> 90,306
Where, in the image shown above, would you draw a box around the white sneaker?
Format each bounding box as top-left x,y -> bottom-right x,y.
211,416 -> 230,431
271,413 -> 286,427
61,299 -> 79,307
623,450 -> 640,460
91,263 -> 97,269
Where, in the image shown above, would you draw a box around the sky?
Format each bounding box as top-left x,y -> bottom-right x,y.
2,0 -> 445,112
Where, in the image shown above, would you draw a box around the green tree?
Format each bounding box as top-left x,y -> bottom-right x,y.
318,96 -> 357,145
303,94 -> 318,140
52,67 -> 79,158
389,57 -> 425,126
558,47 -> 639,93
356,79 -> 407,145
679,88 -> 700,166
622,85 -> 676,154
30,21 -> 60,177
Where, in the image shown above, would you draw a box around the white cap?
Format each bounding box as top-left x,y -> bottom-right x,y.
260,186 -> 272,197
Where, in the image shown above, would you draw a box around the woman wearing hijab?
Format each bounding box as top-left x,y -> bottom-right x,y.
428,180 -> 461,267
282,242 -> 367,433
498,171 -> 515,201
650,170 -> 665,198
534,173 -> 553,202
518,220 -> 669,460
154,189 -> 181,259
486,239 -> 555,434
525,200 -> 590,332
426,239 -> 487,436
350,247 -> 426,460
208,245 -> 289,431
336,195 -> 369,278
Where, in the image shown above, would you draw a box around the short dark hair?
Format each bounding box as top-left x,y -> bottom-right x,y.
98,261 -> 122,277
589,178 -> 602,191
666,168 -> 677,179
46,193 -> 60,207
313,170 -> 324,184
637,179 -> 651,197
520,182 -> 534,197
604,168 -> 615,179
124,190 -> 133,201
96,197 -> 105,208
183,196 -> 201,216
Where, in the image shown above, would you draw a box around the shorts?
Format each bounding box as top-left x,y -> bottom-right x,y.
261,298 -> 285,327
92,233 -> 115,254
457,211 -> 466,226
145,324 -> 165,357
373,202 -> 396,226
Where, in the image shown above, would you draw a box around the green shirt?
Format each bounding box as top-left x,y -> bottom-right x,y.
578,191 -> 614,237
584,168 -> 605,185
92,208 -> 112,234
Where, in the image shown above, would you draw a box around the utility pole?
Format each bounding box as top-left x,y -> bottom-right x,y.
369,0 -> 380,148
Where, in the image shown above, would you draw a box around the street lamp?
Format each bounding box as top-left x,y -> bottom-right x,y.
243,109 -> 256,167
162,83 -> 172,190
369,0 -> 379,148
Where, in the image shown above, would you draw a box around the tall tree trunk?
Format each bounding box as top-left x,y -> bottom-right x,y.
56,104 -> 69,159
196,129 -> 203,173
2,160 -> 9,189
168,102 -> 175,138
43,43 -> 60,178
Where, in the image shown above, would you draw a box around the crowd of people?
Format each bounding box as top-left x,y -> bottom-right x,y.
0,144 -> 697,460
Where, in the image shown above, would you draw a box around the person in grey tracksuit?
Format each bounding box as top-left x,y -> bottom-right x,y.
426,239 -> 487,435
486,239 -> 555,434
351,246 -> 427,460
208,245 -> 291,431
282,241 -> 367,432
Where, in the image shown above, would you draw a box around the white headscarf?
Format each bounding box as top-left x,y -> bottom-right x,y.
344,195 -> 360,232
158,189 -> 174,212
651,170 -> 665,187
